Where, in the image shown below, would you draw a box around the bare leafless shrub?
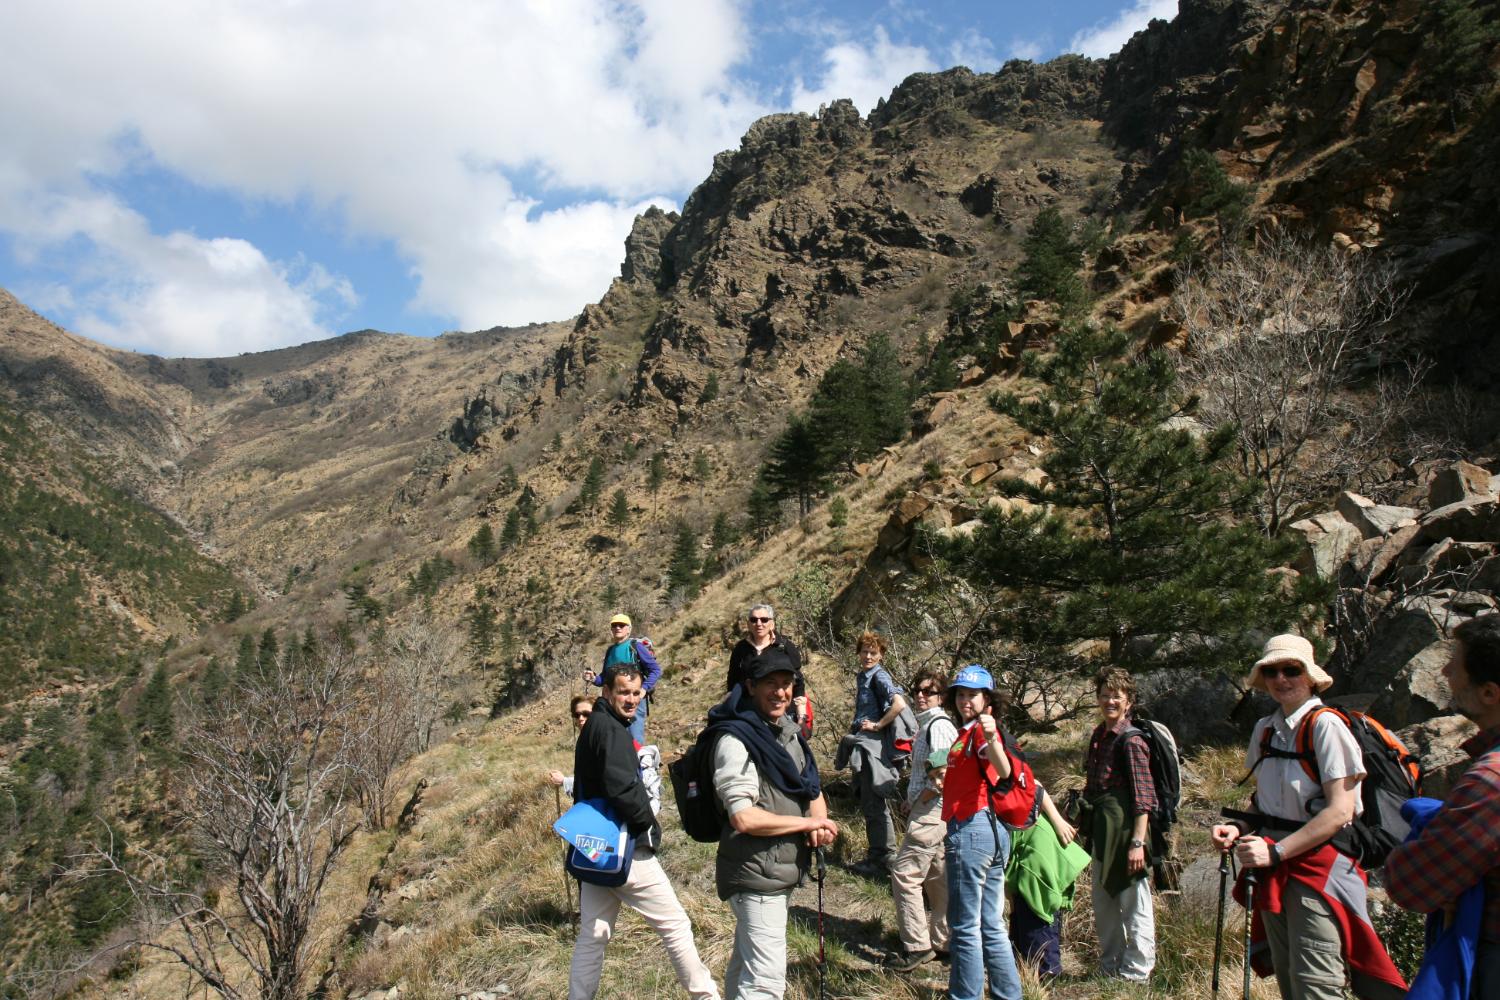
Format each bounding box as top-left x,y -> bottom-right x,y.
1172,235 -> 1418,533
382,619 -> 462,755
73,638 -> 369,1000
852,548 -> 1092,729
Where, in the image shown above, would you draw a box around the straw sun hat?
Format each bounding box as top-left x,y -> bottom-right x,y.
1250,633 -> 1334,693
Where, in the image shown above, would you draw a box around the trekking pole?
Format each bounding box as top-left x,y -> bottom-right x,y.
1242,868 -> 1258,1000
1211,847 -> 1231,998
815,846 -> 827,1000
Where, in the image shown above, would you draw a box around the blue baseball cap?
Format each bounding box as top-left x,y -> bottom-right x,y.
950,664 -> 994,690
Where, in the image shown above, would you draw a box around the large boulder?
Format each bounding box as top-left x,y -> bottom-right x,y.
1415,496 -> 1500,545
1134,668 -> 1243,745
1394,538 -> 1496,587
1341,523 -> 1421,586
1428,461 -> 1496,509
1370,637 -> 1455,729
1397,714 -> 1477,798
1334,491 -> 1419,539
1288,511 -> 1362,580
1340,595 -> 1461,700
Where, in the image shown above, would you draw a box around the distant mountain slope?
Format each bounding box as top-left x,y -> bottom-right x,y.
0,397 -> 243,696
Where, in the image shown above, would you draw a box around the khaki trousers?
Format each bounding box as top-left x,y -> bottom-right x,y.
568,854 -> 721,1000
890,799 -> 949,952
725,887 -> 792,1000
1261,880 -> 1403,1000
1090,857 -> 1154,981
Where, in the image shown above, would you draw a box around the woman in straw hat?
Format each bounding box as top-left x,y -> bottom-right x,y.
1210,634 -> 1405,1000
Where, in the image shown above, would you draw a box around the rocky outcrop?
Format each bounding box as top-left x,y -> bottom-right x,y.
1292,463 -> 1500,728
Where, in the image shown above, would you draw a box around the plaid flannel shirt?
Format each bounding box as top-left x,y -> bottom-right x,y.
1385,724 -> 1500,943
1084,716 -> 1158,818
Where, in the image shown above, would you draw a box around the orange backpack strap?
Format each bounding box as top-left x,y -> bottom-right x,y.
1291,706 -> 1334,785
1241,710 -> 1323,786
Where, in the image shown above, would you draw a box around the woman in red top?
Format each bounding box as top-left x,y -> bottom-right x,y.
941,665 -> 1024,1000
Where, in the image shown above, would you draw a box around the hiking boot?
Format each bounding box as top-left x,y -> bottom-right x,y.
885,948 -> 935,972
849,858 -> 889,879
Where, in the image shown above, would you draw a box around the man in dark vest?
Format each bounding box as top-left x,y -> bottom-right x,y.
709,650 -> 838,999
568,663 -> 719,1000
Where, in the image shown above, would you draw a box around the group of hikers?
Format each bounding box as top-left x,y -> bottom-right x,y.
545,604 -> 1500,1000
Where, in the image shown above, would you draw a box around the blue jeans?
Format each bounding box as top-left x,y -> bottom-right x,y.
628,695 -> 649,745
945,812 -> 1023,1000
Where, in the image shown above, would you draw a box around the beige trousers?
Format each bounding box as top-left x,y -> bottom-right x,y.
725,887 -> 792,1000
890,798 -> 949,952
1261,880 -> 1404,1000
1090,857 -> 1155,981
568,854 -> 721,1000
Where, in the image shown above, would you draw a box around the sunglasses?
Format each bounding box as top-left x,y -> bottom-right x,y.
572,710 -> 592,719
916,687 -> 941,697
1260,665 -> 1304,680
749,616 -> 773,624
610,623 -> 629,628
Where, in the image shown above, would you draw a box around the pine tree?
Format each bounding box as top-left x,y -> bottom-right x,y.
808,360 -> 871,471
762,415 -> 829,517
200,656 -> 226,710
608,489 -> 630,529
257,629 -> 279,674
647,451 -> 667,518
746,477 -> 783,539
498,463 -> 519,494
137,663 -> 174,745
944,324 -> 1319,674
573,456 -> 606,513
667,522 -> 700,595
222,589 -> 247,623
466,587 -> 498,661
828,495 -> 849,529
501,506 -> 521,547
861,331 -> 909,448
235,633 -> 257,680
1017,206 -> 1086,311
710,510 -> 736,550
697,371 -> 720,404
467,523 -> 497,563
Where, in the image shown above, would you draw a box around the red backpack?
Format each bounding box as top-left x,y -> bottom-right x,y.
958,723 -> 1042,829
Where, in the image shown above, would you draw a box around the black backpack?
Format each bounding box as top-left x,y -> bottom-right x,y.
1121,712 -> 1183,889
1245,705 -> 1422,869
668,728 -> 726,843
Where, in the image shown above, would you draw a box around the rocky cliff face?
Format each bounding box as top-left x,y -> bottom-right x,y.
2,0 -> 1496,666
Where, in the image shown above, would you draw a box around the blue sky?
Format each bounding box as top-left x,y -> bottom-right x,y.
0,0 -> 1176,358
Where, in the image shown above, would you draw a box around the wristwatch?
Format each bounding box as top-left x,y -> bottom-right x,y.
1128,838 -> 1145,849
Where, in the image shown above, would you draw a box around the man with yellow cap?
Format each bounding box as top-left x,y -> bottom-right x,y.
584,613 -> 661,744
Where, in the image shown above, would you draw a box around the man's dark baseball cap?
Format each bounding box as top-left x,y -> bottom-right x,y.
746,648 -> 797,681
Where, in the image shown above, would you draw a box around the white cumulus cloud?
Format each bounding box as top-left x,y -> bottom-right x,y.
788,26 -> 938,116
1069,0 -> 1178,59
0,0 -> 768,355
